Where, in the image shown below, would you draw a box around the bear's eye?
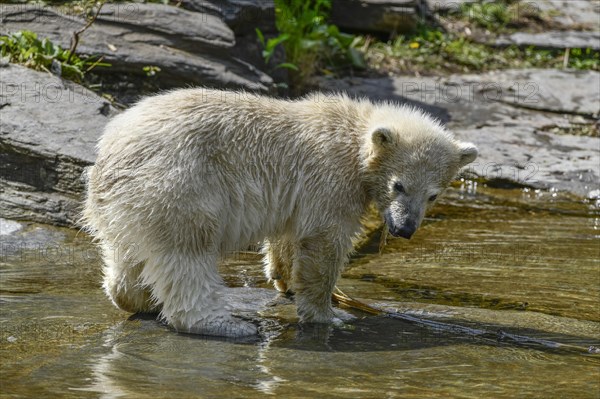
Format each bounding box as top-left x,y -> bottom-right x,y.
428,194 -> 438,202
393,182 -> 405,193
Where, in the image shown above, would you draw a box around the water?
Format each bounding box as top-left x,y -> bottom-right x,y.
1,185 -> 599,398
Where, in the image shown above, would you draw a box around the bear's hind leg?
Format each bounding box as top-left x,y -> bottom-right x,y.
263,239 -> 294,294
102,249 -> 159,314
141,250 -> 257,337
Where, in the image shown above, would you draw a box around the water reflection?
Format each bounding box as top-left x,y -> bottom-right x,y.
63,312 -> 599,399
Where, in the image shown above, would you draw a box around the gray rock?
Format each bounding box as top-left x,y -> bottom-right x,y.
0,3 -> 273,92
330,0 -> 421,35
424,0 -> 477,13
179,0 -> 287,84
496,31 -> 600,51
492,1 -> 600,51
0,64 -> 116,226
174,1 -> 281,83
525,0 -> 600,30
450,68 -> 600,117
317,69 -> 600,197
181,0 -> 276,35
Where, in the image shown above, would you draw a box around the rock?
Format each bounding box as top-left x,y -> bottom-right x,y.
492,1 -> 600,51
330,0 -> 421,35
496,31 -> 600,51
424,0 -> 477,13
0,3 -> 273,93
0,64 -> 117,226
316,69 -> 600,197
456,68 -> 600,117
181,0 -> 276,35
177,1 -> 286,85
525,0 -> 600,30
0,218 -> 23,236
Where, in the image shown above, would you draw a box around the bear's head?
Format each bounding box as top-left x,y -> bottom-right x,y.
362,105 -> 478,239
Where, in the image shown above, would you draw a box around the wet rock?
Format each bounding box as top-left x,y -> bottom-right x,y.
496,31 -> 600,51
317,69 -> 600,197
0,64 -> 116,226
0,3 -> 273,92
330,0 -> 421,35
588,189 -> 600,200
0,218 -> 23,236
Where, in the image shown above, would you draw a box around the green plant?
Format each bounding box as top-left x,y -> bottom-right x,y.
142,65 -> 161,77
360,22 -> 599,74
460,1 -> 512,31
255,29 -> 297,70
257,0 -> 364,87
0,30 -> 109,81
568,48 -> 600,69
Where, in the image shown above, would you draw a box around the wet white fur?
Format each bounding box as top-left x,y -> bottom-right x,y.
82,89 -> 477,337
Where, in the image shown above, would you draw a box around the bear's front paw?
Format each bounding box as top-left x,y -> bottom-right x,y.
173,316 -> 258,338
297,306 -> 335,324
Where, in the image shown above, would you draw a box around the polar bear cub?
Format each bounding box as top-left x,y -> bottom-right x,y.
82,89 -> 478,337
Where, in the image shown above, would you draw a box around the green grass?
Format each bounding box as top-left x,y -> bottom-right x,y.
449,0 -> 547,33
360,26 -> 599,74
264,1 -> 598,84
0,30 -> 109,81
458,1 -> 513,31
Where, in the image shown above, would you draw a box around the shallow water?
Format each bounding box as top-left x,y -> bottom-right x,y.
1,185 -> 599,398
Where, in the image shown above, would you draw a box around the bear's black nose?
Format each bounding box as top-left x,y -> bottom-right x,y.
390,221 -> 416,239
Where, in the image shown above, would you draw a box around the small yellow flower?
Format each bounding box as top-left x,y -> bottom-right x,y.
409,42 -> 420,49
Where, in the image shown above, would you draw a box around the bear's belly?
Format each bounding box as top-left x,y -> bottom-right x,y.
215,182 -> 299,252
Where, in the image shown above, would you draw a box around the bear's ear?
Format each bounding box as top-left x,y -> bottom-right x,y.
371,127 -> 393,148
457,142 -> 478,167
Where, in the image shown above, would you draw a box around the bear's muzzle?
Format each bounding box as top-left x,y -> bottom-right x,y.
389,220 -> 416,239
